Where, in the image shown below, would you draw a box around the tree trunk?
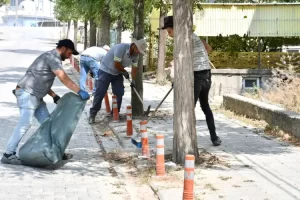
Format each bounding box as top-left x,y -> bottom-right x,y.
98,4 -> 111,46
67,21 -> 71,39
84,19 -> 88,49
172,0 -> 200,165
73,20 -> 78,49
116,19 -> 122,43
132,0 -> 145,117
156,9 -> 167,85
90,19 -> 97,47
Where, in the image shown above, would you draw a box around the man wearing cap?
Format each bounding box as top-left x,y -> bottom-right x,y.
79,45 -> 110,94
88,39 -> 147,124
161,16 -> 222,146
1,39 -> 90,165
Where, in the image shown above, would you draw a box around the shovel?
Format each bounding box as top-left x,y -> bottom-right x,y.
126,78 -> 151,116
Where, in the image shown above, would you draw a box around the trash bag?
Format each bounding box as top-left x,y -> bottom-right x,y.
19,92 -> 86,168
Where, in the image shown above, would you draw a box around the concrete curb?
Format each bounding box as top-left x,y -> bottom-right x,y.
224,94 -> 300,138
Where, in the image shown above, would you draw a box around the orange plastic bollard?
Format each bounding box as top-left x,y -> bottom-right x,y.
112,95 -> 119,121
140,120 -> 149,157
156,135 -> 165,176
88,74 -> 93,91
104,93 -> 111,114
126,106 -> 133,136
183,155 -> 195,200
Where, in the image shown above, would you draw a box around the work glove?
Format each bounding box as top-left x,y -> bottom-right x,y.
130,80 -> 136,88
123,71 -> 130,79
53,95 -> 60,104
78,90 -> 90,100
89,71 -> 95,78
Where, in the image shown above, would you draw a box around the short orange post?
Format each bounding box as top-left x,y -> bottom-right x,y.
126,106 -> 133,136
104,93 -> 111,113
156,135 -> 165,176
183,155 -> 195,200
88,74 -> 93,91
140,120 -> 149,157
112,95 -> 119,121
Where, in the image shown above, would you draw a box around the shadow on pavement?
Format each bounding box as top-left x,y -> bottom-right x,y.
0,49 -> 45,55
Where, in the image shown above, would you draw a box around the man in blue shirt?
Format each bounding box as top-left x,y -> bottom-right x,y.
80,45 -> 110,93
88,39 -> 148,124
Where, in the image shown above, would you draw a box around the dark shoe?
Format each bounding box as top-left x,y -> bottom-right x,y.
62,153 -> 73,160
1,152 -> 22,165
212,137 -> 222,146
88,116 -> 95,124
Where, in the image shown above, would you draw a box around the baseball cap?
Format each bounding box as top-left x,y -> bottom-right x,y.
56,39 -> 79,55
160,16 -> 173,30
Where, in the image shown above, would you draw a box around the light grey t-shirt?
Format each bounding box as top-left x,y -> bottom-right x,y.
81,46 -> 107,62
100,43 -> 139,75
18,49 -> 63,99
192,33 -> 211,71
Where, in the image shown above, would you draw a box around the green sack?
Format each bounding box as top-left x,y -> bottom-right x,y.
19,92 -> 86,168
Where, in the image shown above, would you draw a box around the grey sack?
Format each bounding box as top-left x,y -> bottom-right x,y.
19,92 -> 86,168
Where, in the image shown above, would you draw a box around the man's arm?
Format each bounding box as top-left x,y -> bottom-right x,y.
114,61 -> 127,73
53,69 -> 80,93
48,89 -> 56,97
201,39 -> 212,54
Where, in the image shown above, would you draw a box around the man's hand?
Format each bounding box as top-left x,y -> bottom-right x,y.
78,90 -> 90,100
123,71 -> 130,79
53,95 -> 60,104
130,80 -> 136,88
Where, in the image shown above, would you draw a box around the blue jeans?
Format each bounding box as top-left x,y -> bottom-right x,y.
80,56 -> 99,93
5,89 -> 50,154
90,70 -> 124,117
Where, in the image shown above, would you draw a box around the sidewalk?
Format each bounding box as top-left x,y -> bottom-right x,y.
94,72 -> 300,200
0,64 -> 134,200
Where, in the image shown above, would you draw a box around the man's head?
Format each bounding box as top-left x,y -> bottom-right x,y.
102,45 -> 110,51
160,16 -> 174,38
131,39 -> 148,55
56,39 -> 79,61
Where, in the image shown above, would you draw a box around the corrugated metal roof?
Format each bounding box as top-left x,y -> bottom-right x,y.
194,4 -> 300,37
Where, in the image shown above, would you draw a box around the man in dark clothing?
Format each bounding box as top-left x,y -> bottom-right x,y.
160,16 -> 222,146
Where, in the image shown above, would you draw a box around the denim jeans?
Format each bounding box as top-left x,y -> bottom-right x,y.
80,56 -> 100,93
90,70 -> 124,117
5,89 -> 50,154
194,70 -> 218,141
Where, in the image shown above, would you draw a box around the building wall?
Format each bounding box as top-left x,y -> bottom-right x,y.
194,4 -> 300,37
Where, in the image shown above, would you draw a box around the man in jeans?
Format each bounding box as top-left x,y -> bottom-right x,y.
79,45 -> 110,94
1,39 -> 90,165
161,16 -> 222,146
88,39 -> 148,124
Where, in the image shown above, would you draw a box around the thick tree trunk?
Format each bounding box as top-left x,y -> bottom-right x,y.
90,19 -> 97,47
66,21 -> 71,39
98,4 -> 111,46
84,19 -> 88,49
73,20 -> 78,49
132,0 -> 145,117
156,9 -> 167,85
172,0 -> 200,165
116,19 -> 122,43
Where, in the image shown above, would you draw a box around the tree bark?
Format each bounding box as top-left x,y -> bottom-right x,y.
132,0 -> 145,117
98,4 -> 111,46
67,21 -> 71,39
116,19 -> 122,43
156,9 -> 167,85
73,20 -> 78,49
172,0 -> 200,165
84,19 -> 88,49
90,19 -> 97,47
